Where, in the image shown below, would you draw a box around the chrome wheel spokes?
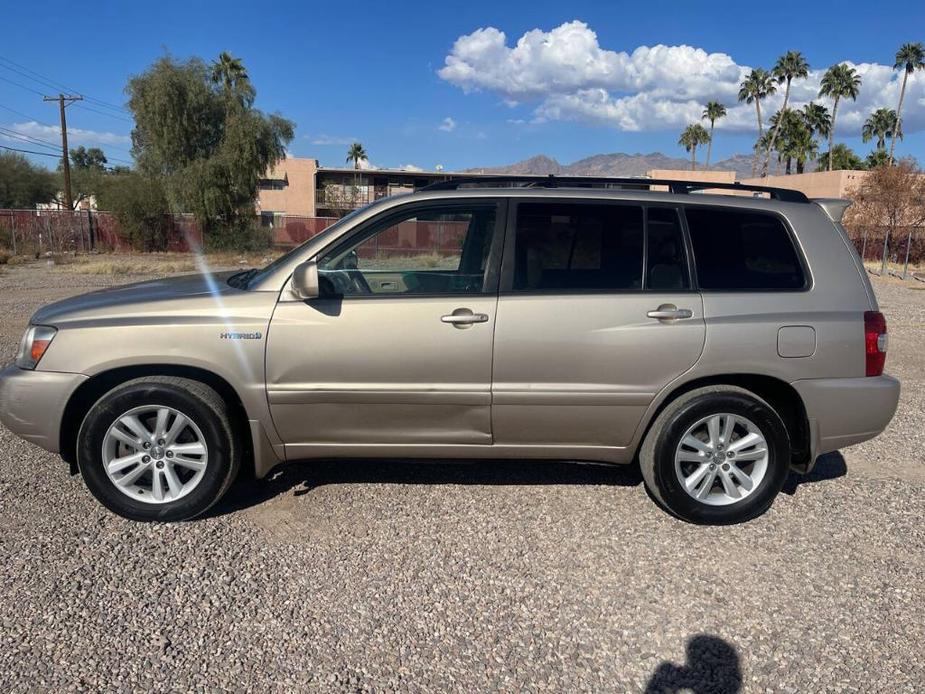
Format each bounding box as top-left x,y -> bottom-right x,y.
102,405 -> 208,505
673,413 -> 770,507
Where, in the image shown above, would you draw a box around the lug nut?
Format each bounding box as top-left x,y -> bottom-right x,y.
157,439 -> 165,446
143,442 -> 151,449
142,455 -> 150,463
155,461 -> 164,469
166,451 -> 174,458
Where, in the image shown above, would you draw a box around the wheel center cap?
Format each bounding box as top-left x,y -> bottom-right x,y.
152,446 -> 166,460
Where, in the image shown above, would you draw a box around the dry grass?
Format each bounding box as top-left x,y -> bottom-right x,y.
38,251 -> 284,277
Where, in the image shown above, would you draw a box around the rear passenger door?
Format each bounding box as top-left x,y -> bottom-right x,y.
491,200 -> 705,449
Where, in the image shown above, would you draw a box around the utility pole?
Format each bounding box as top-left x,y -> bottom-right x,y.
43,94 -> 83,210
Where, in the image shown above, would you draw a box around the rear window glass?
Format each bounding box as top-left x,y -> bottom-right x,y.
685,208 -> 805,290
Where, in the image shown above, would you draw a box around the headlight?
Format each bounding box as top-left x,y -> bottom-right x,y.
15,325 -> 57,369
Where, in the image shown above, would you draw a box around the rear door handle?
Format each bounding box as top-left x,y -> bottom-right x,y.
441,309 -> 489,327
647,304 -> 693,321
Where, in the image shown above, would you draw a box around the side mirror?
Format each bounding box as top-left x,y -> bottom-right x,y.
291,260 -> 320,300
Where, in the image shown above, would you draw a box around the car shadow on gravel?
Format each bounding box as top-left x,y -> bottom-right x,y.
209,458 -> 643,517
645,634 -> 742,693
780,451 -> 847,496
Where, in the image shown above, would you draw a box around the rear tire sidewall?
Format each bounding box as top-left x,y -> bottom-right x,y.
649,392 -> 790,524
77,381 -> 233,522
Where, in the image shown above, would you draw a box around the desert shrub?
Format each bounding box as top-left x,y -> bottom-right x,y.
98,172 -> 172,252
0,249 -> 10,265
204,215 -> 272,253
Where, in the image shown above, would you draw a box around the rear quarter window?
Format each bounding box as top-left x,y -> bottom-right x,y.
685,207 -> 806,290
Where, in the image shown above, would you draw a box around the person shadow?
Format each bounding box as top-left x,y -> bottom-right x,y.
645,634 -> 742,694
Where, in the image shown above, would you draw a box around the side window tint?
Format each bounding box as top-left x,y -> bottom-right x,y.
646,207 -> 689,290
318,206 -> 497,296
513,203 -> 644,291
685,208 -> 805,290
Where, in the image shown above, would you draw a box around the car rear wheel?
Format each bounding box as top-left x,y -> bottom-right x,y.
639,386 -> 791,524
77,376 -> 240,521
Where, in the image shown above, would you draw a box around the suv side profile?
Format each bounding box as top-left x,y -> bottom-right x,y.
0,177 -> 900,524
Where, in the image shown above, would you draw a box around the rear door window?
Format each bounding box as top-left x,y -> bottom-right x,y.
685,207 -> 805,290
512,203 -> 644,291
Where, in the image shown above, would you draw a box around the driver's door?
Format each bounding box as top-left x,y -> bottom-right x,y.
266,200 -> 505,453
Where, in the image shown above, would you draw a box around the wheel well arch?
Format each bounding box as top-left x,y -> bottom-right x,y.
638,374 -> 811,470
59,364 -> 253,470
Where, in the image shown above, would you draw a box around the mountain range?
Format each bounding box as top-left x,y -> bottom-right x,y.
465,152 -> 774,180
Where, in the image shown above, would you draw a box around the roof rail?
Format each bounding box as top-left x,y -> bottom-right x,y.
417,174 -> 809,203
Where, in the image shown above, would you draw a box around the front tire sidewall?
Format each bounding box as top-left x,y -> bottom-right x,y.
650,392 -> 790,524
77,382 -> 232,522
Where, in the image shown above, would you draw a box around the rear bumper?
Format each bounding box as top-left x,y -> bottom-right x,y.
793,374 -> 900,459
0,365 -> 87,453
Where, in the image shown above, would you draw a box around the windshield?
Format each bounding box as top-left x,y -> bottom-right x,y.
237,205 -> 368,289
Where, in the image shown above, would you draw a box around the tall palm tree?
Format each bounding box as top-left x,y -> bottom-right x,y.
738,68 -> 777,174
701,101 -> 727,168
801,102 -> 832,143
345,142 -> 368,192
764,51 -> 809,175
678,123 -> 711,171
862,108 -> 900,151
818,63 -> 862,171
788,125 -> 819,174
210,52 -> 253,106
889,43 -> 925,163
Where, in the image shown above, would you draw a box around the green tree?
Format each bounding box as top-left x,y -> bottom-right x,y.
816,143 -> 864,171
210,51 -> 254,107
0,151 -> 57,208
764,51 -> 809,175
701,101 -> 727,168
126,54 -> 294,249
889,43 -> 925,164
70,146 -> 108,171
818,63 -> 862,171
97,171 -> 172,251
678,123 -> 711,171
738,68 -> 777,174
346,141 -> 368,191
767,108 -> 808,174
865,149 -> 891,168
862,108 -> 900,151
801,102 -> 832,142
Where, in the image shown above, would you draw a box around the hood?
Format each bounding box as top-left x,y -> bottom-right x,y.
31,271 -> 240,326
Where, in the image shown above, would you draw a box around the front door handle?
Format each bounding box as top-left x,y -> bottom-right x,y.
647,304 -> 693,321
441,308 -> 489,327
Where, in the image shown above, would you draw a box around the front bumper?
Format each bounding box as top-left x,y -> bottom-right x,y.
0,365 -> 87,453
793,374 -> 901,460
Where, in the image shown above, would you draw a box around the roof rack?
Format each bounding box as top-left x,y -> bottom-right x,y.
418,174 -> 809,203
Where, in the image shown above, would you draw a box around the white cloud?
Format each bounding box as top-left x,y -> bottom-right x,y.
438,116 -> 457,132
399,163 -> 424,172
6,120 -> 130,146
440,21 -> 925,135
306,134 -> 356,146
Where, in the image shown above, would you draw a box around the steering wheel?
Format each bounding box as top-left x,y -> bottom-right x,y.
321,268 -> 372,295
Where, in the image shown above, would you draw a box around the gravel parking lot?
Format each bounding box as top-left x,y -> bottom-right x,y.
1,260 -> 923,692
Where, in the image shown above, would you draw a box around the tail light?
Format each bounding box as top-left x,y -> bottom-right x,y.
864,311 -> 887,377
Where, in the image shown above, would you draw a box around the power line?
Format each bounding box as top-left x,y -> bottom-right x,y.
0,56 -> 130,115
0,144 -> 60,157
0,103 -> 57,128
44,94 -> 83,209
0,74 -> 46,97
0,126 -> 61,150
73,102 -> 133,124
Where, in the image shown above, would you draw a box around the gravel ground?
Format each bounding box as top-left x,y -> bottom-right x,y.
1,262 -> 924,692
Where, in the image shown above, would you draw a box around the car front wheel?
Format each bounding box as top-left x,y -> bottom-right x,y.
76,376 -> 240,521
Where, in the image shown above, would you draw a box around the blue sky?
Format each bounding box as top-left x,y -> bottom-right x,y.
2,0 -> 924,171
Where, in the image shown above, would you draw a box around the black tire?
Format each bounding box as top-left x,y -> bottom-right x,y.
76,376 -> 240,522
639,386 -> 791,524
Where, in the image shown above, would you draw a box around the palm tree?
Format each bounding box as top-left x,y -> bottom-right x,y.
818,63 -> 862,171
738,68 -> 777,174
889,43 -> 925,163
862,108 -> 900,151
345,142 -> 368,192
678,124 -> 711,171
865,149 -> 891,169
801,102 -> 832,142
768,109 -> 806,174
817,143 -> 863,171
788,125 -> 818,174
701,101 -> 727,168
210,51 -> 253,106
764,51 -> 809,175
